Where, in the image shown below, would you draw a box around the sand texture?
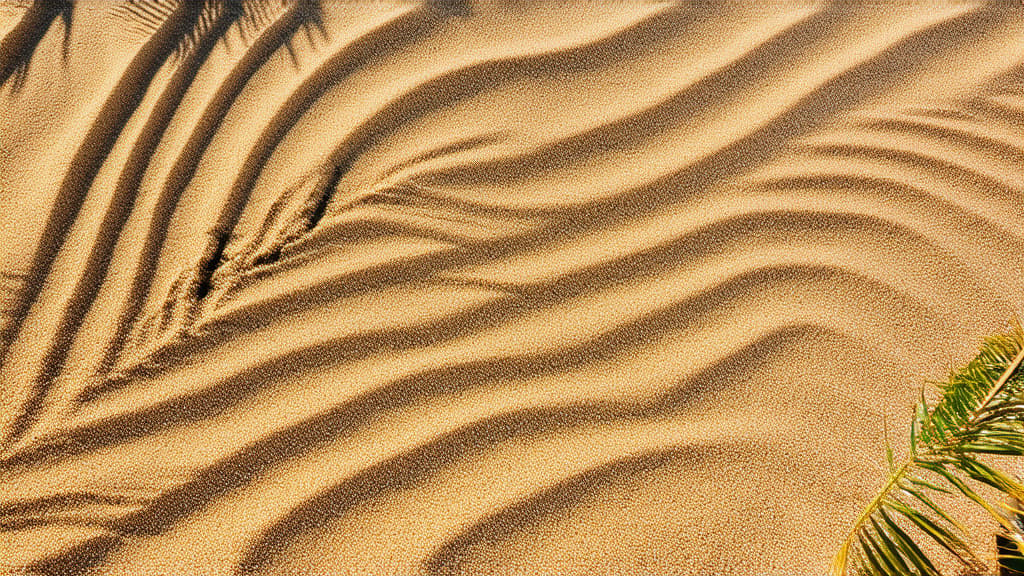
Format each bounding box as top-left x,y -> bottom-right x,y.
3,1 -> 1024,574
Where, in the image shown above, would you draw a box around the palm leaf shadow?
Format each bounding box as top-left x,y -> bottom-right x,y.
0,0 -> 73,91
0,0 -> 330,452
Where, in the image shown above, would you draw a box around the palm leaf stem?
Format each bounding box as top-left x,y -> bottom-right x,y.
833,458 -> 917,576
968,346 -> 1024,428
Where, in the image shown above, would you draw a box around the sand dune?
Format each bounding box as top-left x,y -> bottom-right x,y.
3,1 -> 1024,574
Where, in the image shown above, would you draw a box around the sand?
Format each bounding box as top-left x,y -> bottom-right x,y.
2,0 -> 1024,574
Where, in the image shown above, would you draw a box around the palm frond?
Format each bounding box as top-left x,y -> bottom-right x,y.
832,319 -> 1024,576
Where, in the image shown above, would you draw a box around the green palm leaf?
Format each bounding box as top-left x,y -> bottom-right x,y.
832,319 -> 1024,576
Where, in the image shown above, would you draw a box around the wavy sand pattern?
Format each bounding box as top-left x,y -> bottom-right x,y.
2,1 -> 1024,574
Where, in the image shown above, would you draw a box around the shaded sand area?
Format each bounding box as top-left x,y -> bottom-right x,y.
3,1 -> 1024,574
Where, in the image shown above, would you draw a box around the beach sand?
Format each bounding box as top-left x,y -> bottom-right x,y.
2,1 -> 1024,574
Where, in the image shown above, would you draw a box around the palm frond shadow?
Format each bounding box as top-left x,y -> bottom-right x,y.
0,0 -> 73,92
112,0 -> 327,67
0,0 -> 334,452
833,319 -> 1024,576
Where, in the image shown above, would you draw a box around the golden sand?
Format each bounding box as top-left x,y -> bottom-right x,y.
3,1 -> 1024,574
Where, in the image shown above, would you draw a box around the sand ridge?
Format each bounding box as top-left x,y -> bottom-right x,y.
2,1 -> 1024,574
